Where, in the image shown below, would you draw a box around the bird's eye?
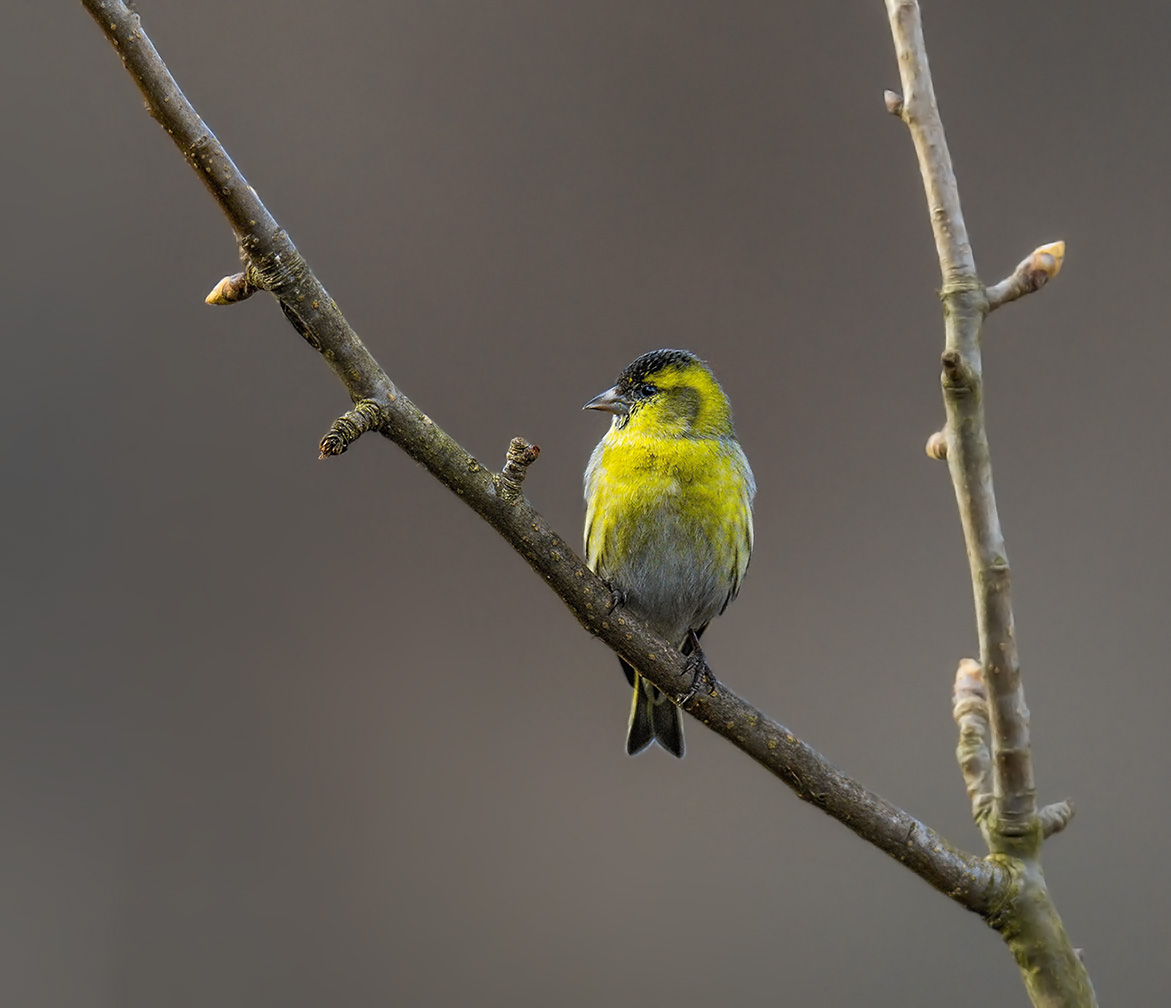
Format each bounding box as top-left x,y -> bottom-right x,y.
639,383 -> 658,396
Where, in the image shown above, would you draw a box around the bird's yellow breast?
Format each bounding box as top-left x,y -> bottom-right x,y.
591,430 -> 739,502
584,427 -> 754,592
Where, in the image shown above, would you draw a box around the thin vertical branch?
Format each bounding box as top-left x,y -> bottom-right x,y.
886,0 -> 1033,848
886,2 -> 1096,1004
884,5 -> 975,285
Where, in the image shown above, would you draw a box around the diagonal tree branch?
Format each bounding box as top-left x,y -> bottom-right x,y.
886,1 -> 1096,1004
80,0 -> 1005,916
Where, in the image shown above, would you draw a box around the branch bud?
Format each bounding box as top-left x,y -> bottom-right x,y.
205,271 -> 258,305
319,400 -> 386,457
497,437 -> 541,503
986,240 -> 1066,310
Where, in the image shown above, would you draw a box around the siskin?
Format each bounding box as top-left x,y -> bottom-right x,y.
583,349 -> 755,756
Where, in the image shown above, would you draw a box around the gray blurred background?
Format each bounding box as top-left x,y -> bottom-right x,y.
4,2 -> 1163,1005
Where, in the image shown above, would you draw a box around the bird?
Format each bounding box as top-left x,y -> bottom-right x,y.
583,349 -> 755,756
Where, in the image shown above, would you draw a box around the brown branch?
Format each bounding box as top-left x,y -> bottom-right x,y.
80,0 -> 1006,917
887,2 -> 1093,1004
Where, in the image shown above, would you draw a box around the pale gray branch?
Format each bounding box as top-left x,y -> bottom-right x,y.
886,2 -> 1094,1004
886,0 -> 1034,848
884,1 -> 975,284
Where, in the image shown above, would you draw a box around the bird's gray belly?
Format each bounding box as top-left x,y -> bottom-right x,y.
606,507 -> 729,646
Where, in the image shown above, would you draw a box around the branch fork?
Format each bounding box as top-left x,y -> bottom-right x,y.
83,0 -> 1092,1001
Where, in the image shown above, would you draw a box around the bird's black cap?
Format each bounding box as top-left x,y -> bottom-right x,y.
617,349 -> 701,386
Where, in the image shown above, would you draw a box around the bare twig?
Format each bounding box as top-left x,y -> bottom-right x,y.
496,438 -> 541,503
320,400 -> 387,458
80,0 -> 1005,915
987,242 -> 1066,311
887,2 -> 1093,1003
884,7 -> 976,285
887,0 -> 1032,848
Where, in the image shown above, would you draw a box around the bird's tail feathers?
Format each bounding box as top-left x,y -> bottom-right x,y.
624,662 -> 684,757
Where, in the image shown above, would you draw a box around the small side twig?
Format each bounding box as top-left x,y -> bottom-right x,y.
986,242 -> 1066,311
1039,800 -> 1076,839
320,400 -> 387,458
952,659 -> 992,830
495,438 -> 540,503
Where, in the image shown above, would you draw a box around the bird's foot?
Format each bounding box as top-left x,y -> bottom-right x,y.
679,631 -> 714,705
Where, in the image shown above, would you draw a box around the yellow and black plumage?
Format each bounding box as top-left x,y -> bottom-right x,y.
583,349 -> 755,756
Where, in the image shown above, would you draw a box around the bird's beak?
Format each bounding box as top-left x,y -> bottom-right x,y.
583,385 -> 630,416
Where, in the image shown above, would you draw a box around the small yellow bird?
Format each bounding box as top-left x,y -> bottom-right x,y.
584,349 -> 755,756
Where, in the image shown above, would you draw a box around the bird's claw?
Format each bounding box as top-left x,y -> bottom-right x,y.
679,631 -> 713,706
